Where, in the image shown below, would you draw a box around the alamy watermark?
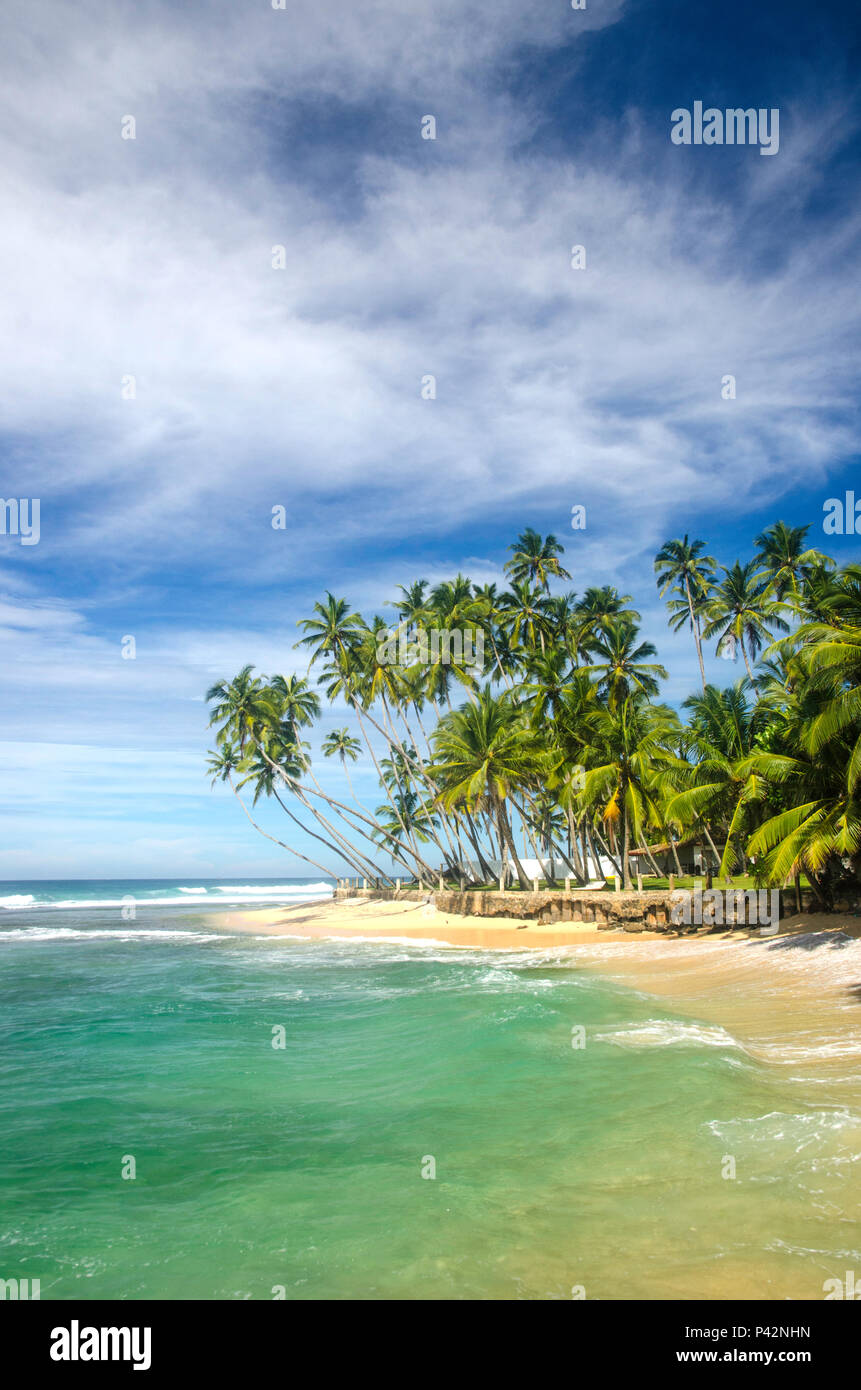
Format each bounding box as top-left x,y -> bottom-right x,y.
823,492 -> 861,535
376,626 -> 484,675
1,498 -> 40,545
0,1277 -> 40,1299
671,103 -> 779,156
670,886 -> 780,933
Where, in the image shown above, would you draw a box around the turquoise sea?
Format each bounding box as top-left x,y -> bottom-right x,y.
1,880 -> 859,1300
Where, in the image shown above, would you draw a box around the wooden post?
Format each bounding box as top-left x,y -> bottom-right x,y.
438,875 -> 444,892
532,878 -> 539,894
637,872 -> 643,892
668,873 -> 675,893
498,876 -> 505,893
362,877 -> 368,890
614,873 -> 620,893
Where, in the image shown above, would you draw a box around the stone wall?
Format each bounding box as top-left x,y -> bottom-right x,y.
332,885 -> 817,932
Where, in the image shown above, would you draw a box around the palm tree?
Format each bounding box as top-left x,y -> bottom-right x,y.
665,683 -> 765,877
268,674 -> 321,738
743,737 -> 861,903
573,586 -> 640,660
206,665 -> 278,751
296,593 -> 366,672
519,648 -> 576,722
431,688 -> 546,889
206,742 -> 339,880
702,561 -> 787,681
580,699 -> 683,889
581,618 -> 668,706
321,727 -> 362,800
504,529 -> 571,592
753,521 -> 829,602
654,536 -> 716,692
390,580 -> 430,624
499,580 -> 553,655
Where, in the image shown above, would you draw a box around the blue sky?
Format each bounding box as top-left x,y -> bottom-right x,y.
1,0 -> 859,878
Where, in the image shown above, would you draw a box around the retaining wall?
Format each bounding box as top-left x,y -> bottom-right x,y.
332,885 -> 820,932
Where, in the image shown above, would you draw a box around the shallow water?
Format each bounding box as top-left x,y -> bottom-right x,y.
1,904 -> 859,1300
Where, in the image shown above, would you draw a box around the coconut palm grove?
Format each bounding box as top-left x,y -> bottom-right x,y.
206,522 -> 861,907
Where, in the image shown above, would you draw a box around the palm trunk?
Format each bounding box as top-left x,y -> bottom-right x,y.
685,574 -> 707,693
272,786 -> 386,883
593,823 -> 622,879
670,837 -> 683,876
497,799 -> 531,890
701,822 -> 723,878
227,776 -> 337,880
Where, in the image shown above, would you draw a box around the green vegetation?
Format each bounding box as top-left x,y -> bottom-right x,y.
205,523 -> 861,908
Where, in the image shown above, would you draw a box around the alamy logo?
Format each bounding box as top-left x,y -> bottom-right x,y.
670,102 -> 779,155
376,626 -> 484,675
0,1277 -> 40,1299
823,1271 -> 860,1299
0,497 -> 40,545
50,1321 -> 152,1371
670,887 -> 780,933
823,492 -> 861,535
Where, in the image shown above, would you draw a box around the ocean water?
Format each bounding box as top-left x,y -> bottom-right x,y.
0,876 -> 335,913
1,882 -> 860,1301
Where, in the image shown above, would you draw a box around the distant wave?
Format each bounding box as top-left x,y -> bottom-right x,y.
0,927 -> 224,942
0,885 -> 333,911
213,883 -> 332,894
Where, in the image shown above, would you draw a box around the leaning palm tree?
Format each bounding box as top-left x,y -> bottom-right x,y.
321,727 -> 362,800
206,742 -> 339,880
654,535 -> 716,692
702,560 -> 788,681
296,593 -> 367,672
504,528 -> 571,592
206,665 -> 278,752
268,674 -> 321,739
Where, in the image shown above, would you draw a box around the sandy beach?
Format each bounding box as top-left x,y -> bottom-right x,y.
214,893 -> 861,951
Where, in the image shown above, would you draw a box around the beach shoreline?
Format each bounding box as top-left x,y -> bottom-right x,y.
211,895 -> 861,951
